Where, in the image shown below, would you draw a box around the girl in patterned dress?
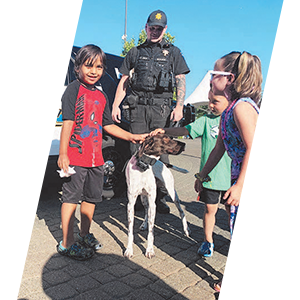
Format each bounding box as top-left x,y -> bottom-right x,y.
194,51 -> 262,292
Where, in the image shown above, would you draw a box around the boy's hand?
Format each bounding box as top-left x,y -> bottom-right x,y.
130,133 -> 149,144
58,154 -> 70,174
150,128 -> 165,136
194,179 -> 203,193
194,179 -> 203,201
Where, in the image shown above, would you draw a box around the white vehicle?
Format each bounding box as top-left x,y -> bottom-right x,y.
16,37 -> 130,198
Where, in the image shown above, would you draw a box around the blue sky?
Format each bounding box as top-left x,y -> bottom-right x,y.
73,0 -> 283,98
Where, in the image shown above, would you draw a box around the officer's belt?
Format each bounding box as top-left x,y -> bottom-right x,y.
138,97 -> 170,106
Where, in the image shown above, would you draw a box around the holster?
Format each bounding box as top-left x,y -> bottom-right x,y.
122,94 -> 139,122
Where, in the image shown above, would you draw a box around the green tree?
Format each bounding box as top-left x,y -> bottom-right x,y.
121,29 -> 175,57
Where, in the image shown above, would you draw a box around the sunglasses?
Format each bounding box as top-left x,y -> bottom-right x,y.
210,71 -> 233,80
148,26 -> 164,32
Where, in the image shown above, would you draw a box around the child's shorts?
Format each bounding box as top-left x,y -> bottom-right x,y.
200,187 -> 226,205
62,165 -> 104,204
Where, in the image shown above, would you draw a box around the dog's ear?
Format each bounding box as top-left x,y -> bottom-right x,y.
137,136 -> 156,157
162,135 -> 171,145
137,138 -> 149,158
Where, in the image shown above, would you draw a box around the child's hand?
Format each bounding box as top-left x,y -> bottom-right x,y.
223,184 -> 242,206
57,154 -> 70,174
194,179 -> 203,193
130,133 -> 149,144
150,128 -> 165,136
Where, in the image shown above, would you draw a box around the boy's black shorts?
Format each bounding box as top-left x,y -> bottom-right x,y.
62,165 -> 104,204
200,187 -> 227,205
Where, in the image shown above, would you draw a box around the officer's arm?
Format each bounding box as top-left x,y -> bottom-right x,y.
112,74 -> 129,123
171,74 -> 186,121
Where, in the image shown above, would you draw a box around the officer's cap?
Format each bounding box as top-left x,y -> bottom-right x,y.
147,10 -> 167,27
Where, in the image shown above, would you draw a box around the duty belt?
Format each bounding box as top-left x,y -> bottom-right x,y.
138,97 -> 170,106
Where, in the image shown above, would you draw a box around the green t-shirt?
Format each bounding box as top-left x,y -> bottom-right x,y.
185,113 -> 231,191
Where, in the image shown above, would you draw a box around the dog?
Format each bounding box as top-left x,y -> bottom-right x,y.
124,133 -> 190,259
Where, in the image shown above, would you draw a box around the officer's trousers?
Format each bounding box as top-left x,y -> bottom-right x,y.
129,103 -> 171,164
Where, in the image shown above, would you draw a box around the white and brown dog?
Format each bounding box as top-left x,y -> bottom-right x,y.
124,133 -> 190,259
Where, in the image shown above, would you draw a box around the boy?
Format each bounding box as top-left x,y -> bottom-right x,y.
57,44 -> 147,260
151,90 -> 231,257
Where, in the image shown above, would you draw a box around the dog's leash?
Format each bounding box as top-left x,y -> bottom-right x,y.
165,163 -> 189,174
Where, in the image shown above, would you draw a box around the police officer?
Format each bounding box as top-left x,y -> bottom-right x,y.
112,10 -> 190,213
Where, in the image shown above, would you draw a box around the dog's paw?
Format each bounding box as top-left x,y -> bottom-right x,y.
124,248 -> 133,258
139,221 -> 148,231
145,248 -> 155,259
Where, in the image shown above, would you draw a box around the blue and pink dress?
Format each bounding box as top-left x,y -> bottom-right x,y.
221,98 -> 285,249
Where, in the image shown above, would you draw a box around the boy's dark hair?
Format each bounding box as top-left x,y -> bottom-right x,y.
74,44 -> 107,78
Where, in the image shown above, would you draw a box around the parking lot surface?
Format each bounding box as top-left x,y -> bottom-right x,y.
18,138 -> 230,300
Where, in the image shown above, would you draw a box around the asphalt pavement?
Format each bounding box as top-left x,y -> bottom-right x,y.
18,138 -> 231,300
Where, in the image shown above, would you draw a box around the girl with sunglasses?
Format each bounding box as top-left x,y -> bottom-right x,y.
194,51 -> 262,292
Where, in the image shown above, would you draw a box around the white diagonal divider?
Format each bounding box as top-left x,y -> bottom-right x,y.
14,0 -> 83,299
219,0 -> 294,300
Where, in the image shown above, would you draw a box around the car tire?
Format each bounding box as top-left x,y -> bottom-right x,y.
102,136 -> 128,199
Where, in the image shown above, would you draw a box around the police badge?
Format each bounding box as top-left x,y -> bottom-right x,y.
162,49 -> 169,56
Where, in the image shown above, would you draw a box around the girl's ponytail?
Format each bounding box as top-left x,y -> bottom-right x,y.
220,51 -> 263,103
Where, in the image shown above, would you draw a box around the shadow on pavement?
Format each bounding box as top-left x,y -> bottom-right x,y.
34,155 -> 227,299
41,253 -> 190,300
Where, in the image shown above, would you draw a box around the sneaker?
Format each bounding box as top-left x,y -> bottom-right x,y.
197,241 -> 214,257
57,241 -> 94,260
77,233 -> 102,251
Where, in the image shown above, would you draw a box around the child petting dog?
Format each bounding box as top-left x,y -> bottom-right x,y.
57,44 -> 147,260
151,89 -> 231,258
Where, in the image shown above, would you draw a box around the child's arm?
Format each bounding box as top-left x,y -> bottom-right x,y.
223,101 -> 258,206
197,133 -> 226,180
103,124 -> 148,143
194,121 -> 226,195
57,120 -> 74,173
151,127 -> 189,137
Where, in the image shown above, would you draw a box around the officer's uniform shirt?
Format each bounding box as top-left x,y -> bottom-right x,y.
119,38 -> 190,91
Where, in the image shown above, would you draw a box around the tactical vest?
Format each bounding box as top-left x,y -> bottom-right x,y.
130,43 -> 175,98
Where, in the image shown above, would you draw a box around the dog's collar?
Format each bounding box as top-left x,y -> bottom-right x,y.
135,153 -> 157,172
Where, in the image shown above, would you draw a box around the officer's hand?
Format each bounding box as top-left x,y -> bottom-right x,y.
112,106 -> 121,123
170,106 -> 183,122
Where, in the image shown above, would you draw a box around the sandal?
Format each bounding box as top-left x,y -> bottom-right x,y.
77,233 -> 102,251
57,241 -> 94,260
